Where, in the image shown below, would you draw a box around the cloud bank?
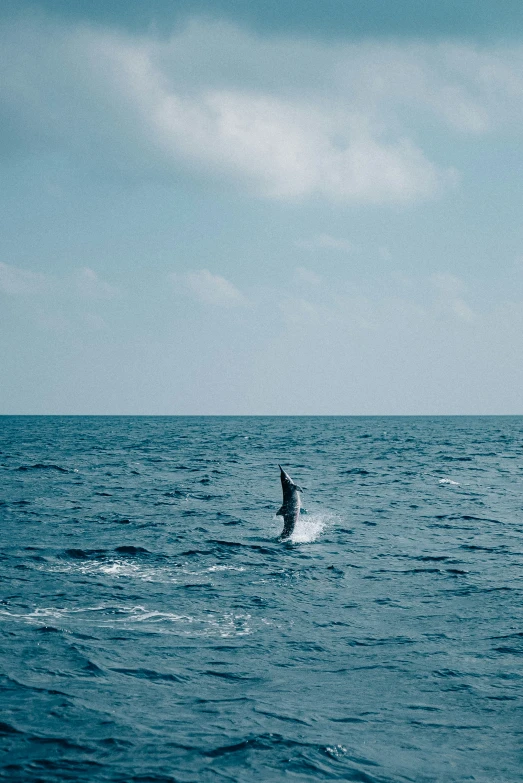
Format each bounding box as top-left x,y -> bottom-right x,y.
3,17 -> 522,204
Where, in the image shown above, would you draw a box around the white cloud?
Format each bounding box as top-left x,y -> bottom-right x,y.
75,267 -> 119,299
295,267 -> 322,286
296,234 -> 354,253
431,272 -> 475,322
0,262 -> 119,298
432,272 -> 463,297
10,18 -> 523,203
0,262 -> 49,295
183,269 -> 248,307
148,87 -> 445,201
279,296 -> 322,326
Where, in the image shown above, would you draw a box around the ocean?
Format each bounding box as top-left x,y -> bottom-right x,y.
0,415 -> 521,782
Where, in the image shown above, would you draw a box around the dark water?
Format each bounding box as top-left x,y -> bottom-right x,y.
1,416 -> 522,782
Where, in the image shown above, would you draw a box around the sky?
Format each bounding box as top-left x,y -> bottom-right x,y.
1,1 -> 523,414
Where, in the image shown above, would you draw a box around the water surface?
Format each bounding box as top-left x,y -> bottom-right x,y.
0,416 -> 522,781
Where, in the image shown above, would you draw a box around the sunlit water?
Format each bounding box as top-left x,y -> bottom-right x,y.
0,416 -> 522,782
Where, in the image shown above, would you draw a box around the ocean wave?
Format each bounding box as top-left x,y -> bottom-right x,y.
16,463 -> 69,473
0,605 -> 256,637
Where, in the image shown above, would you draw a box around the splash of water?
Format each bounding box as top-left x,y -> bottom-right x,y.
289,511 -> 333,543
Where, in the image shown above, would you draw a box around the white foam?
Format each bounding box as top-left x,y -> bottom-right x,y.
438,478 -> 460,486
326,745 -> 349,759
0,604 -> 109,623
109,607 -> 255,637
288,511 -> 334,543
41,560 -> 173,582
37,560 -> 245,583
0,604 -> 255,637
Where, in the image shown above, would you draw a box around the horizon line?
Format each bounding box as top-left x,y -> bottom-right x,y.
1,413 -> 522,418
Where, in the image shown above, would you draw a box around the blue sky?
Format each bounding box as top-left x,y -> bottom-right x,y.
1,1 -> 523,413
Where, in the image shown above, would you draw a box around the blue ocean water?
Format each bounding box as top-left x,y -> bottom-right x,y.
0,415 -> 522,783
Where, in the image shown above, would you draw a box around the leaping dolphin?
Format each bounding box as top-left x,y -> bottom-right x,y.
276,465 -> 303,540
